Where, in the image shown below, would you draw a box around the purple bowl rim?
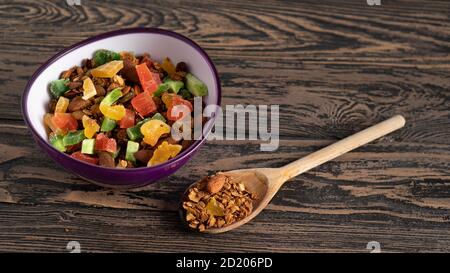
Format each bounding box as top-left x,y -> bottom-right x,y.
21,27 -> 221,173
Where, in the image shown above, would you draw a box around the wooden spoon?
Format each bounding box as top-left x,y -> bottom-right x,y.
181,115 -> 406,233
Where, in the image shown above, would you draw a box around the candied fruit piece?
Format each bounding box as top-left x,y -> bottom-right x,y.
206,197 -> 224,217
82,115 -> 100,139
140,119 -> 170,146
82,77 -> 97,100
91,60 -> 124,78
54,96 -> 69,113
99,103 -> 126,120
147,141 -> 182,166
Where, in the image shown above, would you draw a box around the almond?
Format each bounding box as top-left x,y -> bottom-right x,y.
206,173 -> 228,194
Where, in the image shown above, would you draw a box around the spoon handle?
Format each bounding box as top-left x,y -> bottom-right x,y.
279,115 -> 406,181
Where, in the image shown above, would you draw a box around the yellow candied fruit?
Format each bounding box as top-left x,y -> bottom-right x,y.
206,197 -> 224,217
140,119 -> 171,146
54,96 -> 69,113
99,103 -> 126,121
161,92 -> 177,108
147,141 -> 182,166
82,115 -> 100,138
82,77 -> 97,100
161,57 -> 176,77
91,60 -> 124,78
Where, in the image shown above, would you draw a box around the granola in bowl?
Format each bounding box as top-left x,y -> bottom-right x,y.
44,49 -> 208,168
182,173 -> 257,231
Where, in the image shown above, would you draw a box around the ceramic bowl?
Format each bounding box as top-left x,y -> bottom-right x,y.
21,28 -> 221,188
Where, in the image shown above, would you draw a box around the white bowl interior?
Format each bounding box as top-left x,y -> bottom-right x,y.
26,32 -> 219,140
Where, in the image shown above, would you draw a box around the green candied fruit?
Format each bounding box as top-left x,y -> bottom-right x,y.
62,130 -> 86,146
126,118 -> 148,141
186,73 -> 208,97
100,117 -> 117,132
179,89 -> 193,100
49,79 -> 69,98
49,133 -> 66,152
125,141 -> 139,162
92,49 -> 121,67
150,112 -> 166,123
81,139 -> 95,155
153,83 -> 170,97
101,88 -> 123,106
166,79 -> 184,94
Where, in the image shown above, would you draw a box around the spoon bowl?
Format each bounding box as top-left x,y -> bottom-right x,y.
180,168 -> 273,233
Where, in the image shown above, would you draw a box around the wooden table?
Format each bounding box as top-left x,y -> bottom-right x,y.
0,0 -> 449,253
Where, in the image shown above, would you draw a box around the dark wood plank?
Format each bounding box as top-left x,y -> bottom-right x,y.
1,0 -> 449,142
0,0 -> 449,252
0,121 -> 449,252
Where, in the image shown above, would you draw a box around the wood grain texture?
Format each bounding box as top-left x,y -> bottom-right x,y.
0,0 -> 449,252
